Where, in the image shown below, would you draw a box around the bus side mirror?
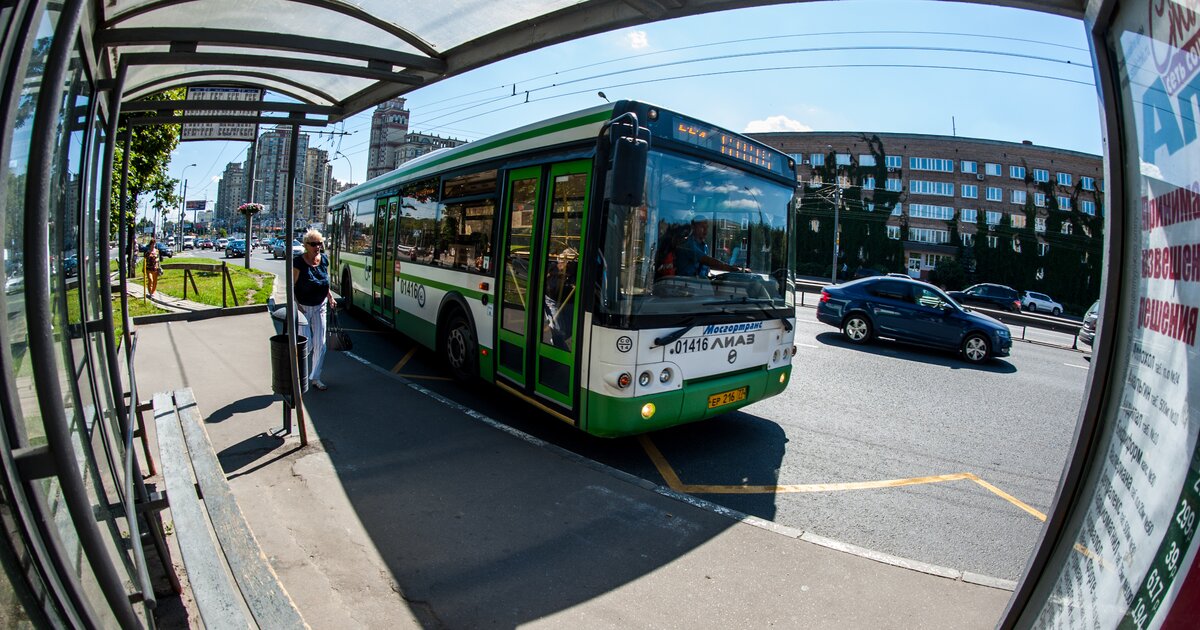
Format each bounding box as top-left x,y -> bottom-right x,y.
608,121 -> 649,207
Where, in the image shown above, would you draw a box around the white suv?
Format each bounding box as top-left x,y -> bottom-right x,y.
1021,290 -> 1063,315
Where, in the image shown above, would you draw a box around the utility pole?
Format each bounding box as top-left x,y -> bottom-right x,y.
830,180 -> 842,285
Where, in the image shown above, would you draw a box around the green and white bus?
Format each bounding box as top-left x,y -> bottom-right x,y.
327,101 -> 798,437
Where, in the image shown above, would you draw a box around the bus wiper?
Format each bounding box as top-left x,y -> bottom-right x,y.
703,297 -> 794,332
652,317 -> 696,348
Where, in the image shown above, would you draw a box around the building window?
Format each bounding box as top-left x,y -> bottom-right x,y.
885,178 -> 902,192
1080,200 -> 1096,215
1011,213 -> 1027,228
961,233 -> 975,246
1034,192 -> 1047,207
909,157 -> 954,172
810,153 -> 825,166
863,176 -> 876,190
1038,242 -> 1050,256
1011,189 -> 1027,204
961,160 -> 978,174
960,183 -> 977,198
1010,165 -> 1026,179
987,235 -> 998,248
859,154 -> 876,167
885,155 -> 902,169
1012,237 -> 1022,253
1035,217 -> 1046,232
1082,176 -> 1095,191
910,180 -> 955,196
986,186 -> 1003,201
887,225 -> 901,239
1057,172 -> 1073,186
986,210 -> 1002,225
1062,221 -> 1074,235
810,219 -> 821,232
891,204 -> 903,216
1033,168 -> 1050,182
1057,196 -> 1072,210
909,227 -> 950,244
865,201 -> 876,212
909,203 -> 955,220
961,208 -> 978,223
835,153 -> 851,166
985,162 -> 1002,176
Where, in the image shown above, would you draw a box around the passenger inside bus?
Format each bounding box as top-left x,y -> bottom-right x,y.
544,248 -> 578,349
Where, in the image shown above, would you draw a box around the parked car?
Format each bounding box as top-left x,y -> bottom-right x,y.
1021,290 -> 1063,315
272,239 -> 304,259
817,276 -> 1012,364
1078,299 -> 1100,348
947,283 -> 1022,312
225,239 -> 246,258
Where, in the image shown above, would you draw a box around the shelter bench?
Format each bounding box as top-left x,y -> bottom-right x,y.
151,388 -> 308,628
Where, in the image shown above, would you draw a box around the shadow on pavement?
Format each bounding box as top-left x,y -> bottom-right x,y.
296,349 -> 785,628
815,332 -> 1018,373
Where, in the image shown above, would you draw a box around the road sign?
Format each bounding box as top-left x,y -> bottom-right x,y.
181,87 -> 262,141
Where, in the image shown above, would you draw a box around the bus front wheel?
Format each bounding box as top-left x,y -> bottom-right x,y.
443,311 -> 477,381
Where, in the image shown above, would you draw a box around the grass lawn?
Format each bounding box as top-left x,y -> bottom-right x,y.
130,257 -> 274,306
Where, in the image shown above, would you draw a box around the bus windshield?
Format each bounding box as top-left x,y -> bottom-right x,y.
600,149 -> 794,321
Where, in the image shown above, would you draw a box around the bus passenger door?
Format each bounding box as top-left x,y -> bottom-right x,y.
496,167 -> 540,388
532,162 -> 590,409
371,196 -> 398,323
495,161 -> 591,413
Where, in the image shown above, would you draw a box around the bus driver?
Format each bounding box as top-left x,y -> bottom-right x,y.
674,216 -> 745,277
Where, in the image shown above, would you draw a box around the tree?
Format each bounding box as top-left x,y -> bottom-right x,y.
113,88 -> 185,271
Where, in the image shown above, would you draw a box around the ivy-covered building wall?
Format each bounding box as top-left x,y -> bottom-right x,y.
749,131 -> 1105,315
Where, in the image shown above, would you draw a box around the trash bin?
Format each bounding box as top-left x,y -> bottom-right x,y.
269,334 -> 309,400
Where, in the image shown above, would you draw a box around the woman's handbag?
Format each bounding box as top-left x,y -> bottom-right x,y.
327,310 -> 353,352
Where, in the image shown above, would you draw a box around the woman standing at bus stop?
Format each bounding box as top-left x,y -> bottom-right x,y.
293,229 -> 334,391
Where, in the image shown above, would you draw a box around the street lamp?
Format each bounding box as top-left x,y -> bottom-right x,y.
827,146 -> 842,285
178,163 -> 196,240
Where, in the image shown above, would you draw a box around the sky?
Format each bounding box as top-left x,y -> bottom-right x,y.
164,1 -> 1103,216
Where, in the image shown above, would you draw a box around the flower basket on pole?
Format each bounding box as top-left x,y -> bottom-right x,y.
237,203 -> 263,268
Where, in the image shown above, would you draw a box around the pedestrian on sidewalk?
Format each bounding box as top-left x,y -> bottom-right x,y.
145,237 -> 162,296
293,228 -> 334,391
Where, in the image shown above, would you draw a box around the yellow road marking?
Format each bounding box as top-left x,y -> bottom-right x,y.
639,436 -> 1047,521
390,346 -> 418,373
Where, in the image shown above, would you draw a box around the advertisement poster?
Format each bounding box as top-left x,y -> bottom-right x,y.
1036,2 -> 1200,628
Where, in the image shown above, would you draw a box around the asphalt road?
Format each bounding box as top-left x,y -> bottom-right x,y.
196,244 -> 1088,582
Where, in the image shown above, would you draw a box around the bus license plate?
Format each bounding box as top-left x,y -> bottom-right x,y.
707,387 -> 748,409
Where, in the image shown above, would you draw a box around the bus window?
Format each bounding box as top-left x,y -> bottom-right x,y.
351,198 -> 374,255
398,177 -> 438,264
501,177 -> 538,334
439,201 -> 495,273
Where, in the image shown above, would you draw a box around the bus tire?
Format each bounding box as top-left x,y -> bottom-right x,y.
442,310 -> 477,381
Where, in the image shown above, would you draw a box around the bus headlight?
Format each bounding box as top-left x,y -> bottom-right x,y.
780,372 -> 787,384
641,403 -> 656,419
659,368 -> 672,383
639,371 -> 652,387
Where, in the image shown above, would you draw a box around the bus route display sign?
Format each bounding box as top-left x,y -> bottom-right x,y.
180,87 -> 262,142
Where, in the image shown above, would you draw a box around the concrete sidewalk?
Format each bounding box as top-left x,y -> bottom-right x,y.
133,312 -> 1013,629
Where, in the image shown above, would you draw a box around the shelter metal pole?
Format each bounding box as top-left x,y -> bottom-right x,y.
118,125 -> 134,360
98,64 -> 128,435
284,123 -> 307,445
21,0 -> 141,625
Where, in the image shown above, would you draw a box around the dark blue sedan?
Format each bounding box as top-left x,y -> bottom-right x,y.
816,276 -> 1012,364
